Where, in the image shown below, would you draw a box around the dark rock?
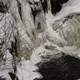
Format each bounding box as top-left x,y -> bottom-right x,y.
50,0 -> 69,15
8,72 -> 18,80
30,5 -> 41,21
50,0 -> 62,14
40,0 -> 48,13
58,0 -> 69,4
0,2 -> 8,13
36,54 -> 80,80
0,77 -> 5,80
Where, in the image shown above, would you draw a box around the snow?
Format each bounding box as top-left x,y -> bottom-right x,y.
46,0 -> 80,25
17,57 -> 42,80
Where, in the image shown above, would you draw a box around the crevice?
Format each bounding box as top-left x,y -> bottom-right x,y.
16,0 -> 22,21
8,72 -> 19,80
40,0 -> 48,13
29,1 -> 42,22
0,1 -> 8,13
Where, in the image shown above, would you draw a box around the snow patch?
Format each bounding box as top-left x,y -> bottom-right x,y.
17,57 -> 42,80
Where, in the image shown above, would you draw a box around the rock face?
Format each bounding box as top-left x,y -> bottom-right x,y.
0,0 -> 80,80
36,54 -> 80,80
